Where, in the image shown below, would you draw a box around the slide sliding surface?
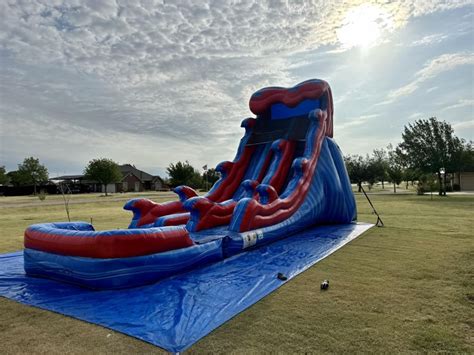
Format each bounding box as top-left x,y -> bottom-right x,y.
185,138 -> 297,232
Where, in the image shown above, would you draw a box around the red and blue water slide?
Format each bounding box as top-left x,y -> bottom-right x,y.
24,79 -> 357,289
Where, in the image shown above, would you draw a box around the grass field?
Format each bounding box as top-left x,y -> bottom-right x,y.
0,192 -> 473,353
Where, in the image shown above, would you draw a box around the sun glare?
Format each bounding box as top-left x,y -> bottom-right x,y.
337,3 -> 392,49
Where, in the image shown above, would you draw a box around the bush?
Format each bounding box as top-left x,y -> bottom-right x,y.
417,174 -> 439,194
416,183 -> 425,195
37,190 -> 47,201
453,184 -> 460,192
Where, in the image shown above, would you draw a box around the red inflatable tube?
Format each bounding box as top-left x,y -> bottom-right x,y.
257,149 -> 274,182
249,80 -> 333,138
129,199 -> 187,227
206,145 -> 256,202
190,199 -> 237,231
24,224 -> 194,258
266,140 -> 296,192
162,213 -> 191,227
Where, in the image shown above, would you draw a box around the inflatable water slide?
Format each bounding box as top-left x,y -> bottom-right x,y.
24,79 -> 357,289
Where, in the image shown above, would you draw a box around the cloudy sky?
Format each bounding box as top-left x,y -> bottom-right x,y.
0,0 -> 473,178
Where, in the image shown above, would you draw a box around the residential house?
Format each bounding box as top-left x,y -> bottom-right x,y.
51,164 -> 167,193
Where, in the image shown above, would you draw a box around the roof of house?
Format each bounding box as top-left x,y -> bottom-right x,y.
50,165 -> 163,183
119,164 -> 155,182
50,175 -> 85,180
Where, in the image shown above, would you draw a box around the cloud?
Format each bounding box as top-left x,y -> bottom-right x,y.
441,99 -> 474,111
452,120 -> 474,130
410,33 -> 449,46
387,52 -> 474,100
0,0 -> 473,173
408,112 -> 423,119
452,120 -> 474,140
334,114 -> 379,130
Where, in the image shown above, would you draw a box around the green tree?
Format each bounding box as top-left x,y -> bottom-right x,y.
403,168 -> 420,189
167,161 -> 203,189
365,157 -> 380,191
417,174 -> 437,198
397,117 -> 464,195
7,171 -> 21,186
0,166 -> 9,185
84,158 -> 122,196
202,168 -> 220,190
344,154 -> 369,192
16,157 -> 49,194
371,148 -> 388,189
387,165 -> 403,193
451,140 -> 474,188
387,144 -> 403,193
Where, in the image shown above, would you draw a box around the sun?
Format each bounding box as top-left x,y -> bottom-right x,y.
337,3 -> 392,49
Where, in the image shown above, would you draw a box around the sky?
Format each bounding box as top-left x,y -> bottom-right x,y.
0,0 -> 473,178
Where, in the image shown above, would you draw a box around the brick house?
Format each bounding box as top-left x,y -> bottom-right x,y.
117,164 -> 166,192
51,164 -> 167,193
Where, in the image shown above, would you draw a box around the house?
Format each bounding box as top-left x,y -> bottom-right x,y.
51,164 -> 167,193
116,164 -> 166,192
452,171 -> 474,191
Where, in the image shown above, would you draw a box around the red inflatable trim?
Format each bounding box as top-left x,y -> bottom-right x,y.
268,140 -> 296,193
134,200 -> 186,227
206,145 -> 256,202
24,227 -> 193,258
249,80 -> 333,138
163,213 -> 191,226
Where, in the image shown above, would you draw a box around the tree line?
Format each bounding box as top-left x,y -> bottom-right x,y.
2,117 -> 472,197
0,157 -> 221,195
345,117 -> 473,195
0,157 -> 124,196
0,157 -> 49,195
166,161 -> 220,190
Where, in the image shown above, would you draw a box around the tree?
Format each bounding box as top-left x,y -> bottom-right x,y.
345,154 -> 369,192
403,168 -> 420,189
365,157 -> 380,191
7,171 -> 21,186
387,144 -> 403,193
167,161 -> 203,189
451,140 -> 474,187
417,174 -> 437,198
387,164 -> 403,193
202,168 -> 220,190
371,148 -> 388,189
84,158 -> 122,196
16,157 -> 49,194
0,166 -> 9,185
397,117 -> 464,195
461,142 -> 474,171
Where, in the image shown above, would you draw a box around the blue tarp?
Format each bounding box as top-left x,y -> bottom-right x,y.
0,223 -> 372,352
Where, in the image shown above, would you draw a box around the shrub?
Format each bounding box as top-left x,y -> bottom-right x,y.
37,190 -> 47,201
417,174 -> 439,195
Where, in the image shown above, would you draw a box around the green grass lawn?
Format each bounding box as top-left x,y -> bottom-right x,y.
1,192 -> 473,353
